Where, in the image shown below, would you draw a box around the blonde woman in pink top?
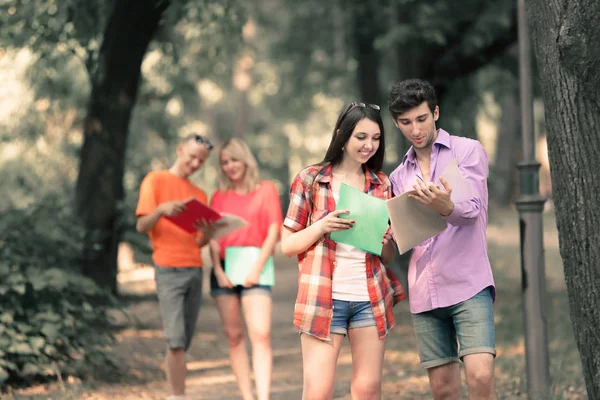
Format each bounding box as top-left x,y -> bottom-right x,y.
209,138 -> 282,400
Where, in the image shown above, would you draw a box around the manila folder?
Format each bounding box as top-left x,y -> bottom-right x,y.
385,193 -> 447,255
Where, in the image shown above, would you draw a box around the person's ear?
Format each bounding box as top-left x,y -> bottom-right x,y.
176,143 -> 184,157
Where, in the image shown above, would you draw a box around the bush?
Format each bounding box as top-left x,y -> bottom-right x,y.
0,195 -> 117,387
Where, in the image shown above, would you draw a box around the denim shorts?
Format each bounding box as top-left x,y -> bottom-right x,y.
329,299 -> 377,336
154,266 -> 203,351
412,287 -> 496,369
209,265 -> 272,297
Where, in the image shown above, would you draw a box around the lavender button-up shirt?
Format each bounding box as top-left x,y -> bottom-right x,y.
389,129 -> 495,314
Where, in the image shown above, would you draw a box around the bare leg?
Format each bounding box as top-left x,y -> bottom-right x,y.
216,295 -> 254,400
427,363 -> 462,400
347,326 -> 386,400
463,353 -> 496,400
301,333 -> 345,400
165,348 -> 186,396
242,293 -> 273,400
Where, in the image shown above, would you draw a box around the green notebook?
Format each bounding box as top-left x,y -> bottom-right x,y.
329,183 -> 389,256
225,246 -> 275,286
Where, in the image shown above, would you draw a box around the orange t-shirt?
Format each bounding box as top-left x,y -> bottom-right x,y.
136,170 -> 208,267
210,180 -> 283,260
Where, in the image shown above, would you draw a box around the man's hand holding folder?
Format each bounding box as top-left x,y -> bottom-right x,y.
408,177 -> 455,217
385,159 -> 473,254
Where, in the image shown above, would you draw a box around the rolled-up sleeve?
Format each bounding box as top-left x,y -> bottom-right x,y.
443,142 -> 489,226
284,173 -> 311,232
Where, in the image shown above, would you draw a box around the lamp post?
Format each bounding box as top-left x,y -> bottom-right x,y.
516,0 -> 551,398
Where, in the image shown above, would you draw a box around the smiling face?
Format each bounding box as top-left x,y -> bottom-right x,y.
175,140 -> 209,178
342,117 -> 381,165
220,150 -> 246,183
393,101 -> 439,152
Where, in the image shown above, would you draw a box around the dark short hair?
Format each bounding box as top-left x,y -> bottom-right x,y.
388,79 -> 437,120
321,103 -> 385,171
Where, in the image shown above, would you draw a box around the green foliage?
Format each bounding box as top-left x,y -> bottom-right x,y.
0,0 -> 108,73
0,195 -> 117,386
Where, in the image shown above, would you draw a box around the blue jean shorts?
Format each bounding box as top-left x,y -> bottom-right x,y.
329,299 -> 377,336
154,266 -> 203,351
412,287 -> 496,369
209,266 -> 272,297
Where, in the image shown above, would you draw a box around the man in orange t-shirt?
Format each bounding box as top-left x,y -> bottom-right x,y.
136,134 -> 215,400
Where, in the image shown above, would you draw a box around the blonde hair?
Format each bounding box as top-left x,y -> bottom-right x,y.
218,138 -> 260,192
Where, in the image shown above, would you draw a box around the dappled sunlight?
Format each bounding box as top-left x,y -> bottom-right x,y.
116,329 -> 164,340
384,349 -> 421,365
166,96 -> 183,116
186,372 -> 237,386
0,49 -> 35,127
187,357 -> 230,372
141,49 -> 172,95
498,341 -> 525,358
0,142 -> 24,164
197,79 -> 224,104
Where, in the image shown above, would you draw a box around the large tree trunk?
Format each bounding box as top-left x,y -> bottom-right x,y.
525,0 -> 600,396
75,0 -> 170,293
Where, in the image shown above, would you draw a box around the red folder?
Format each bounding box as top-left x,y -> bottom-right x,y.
164,198 -> 223,233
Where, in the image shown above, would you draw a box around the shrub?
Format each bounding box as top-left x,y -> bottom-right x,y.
0,194 -> 117,387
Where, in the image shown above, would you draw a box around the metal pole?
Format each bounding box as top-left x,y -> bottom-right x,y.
516,0 -> 551,398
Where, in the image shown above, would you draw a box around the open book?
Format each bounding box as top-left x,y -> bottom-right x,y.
385,159 -> 473,254
164,198 -> 247,240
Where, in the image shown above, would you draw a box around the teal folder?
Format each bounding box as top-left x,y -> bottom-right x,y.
329,183 -> 389,256
225,246 -> 275,286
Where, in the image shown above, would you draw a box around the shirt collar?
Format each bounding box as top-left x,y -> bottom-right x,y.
402,128 -> 451,165
314,164 -> 383,186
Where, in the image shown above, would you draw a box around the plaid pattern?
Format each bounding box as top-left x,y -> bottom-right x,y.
284,164 -> 406,340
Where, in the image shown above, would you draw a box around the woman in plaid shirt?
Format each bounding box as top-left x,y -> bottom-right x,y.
281,102 -> 406,399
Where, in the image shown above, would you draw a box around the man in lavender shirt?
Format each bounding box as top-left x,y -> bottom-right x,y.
388,79 -> 497,400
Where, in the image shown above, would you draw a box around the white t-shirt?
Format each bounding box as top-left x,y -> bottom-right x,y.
331,191 -> 370,302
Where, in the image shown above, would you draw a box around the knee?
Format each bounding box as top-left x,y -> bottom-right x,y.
249,329 -> 271,348
467,369 -> 494,394
351,376 -> 381,399
430,376 -> 460,399
224,328 -> 245,348
302,380 -> 333,400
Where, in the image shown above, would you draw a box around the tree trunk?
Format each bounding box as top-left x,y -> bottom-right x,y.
75,0 -> 170,293
350,3 -> 383,104
492,89 -> 521,207
526,0 -> 600,396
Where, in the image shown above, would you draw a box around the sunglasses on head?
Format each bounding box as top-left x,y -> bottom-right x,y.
193,135 -> 214,150
350,102 -> 381,112
341,102 -> 381,121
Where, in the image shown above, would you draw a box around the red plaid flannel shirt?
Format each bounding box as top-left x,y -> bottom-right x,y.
284,164 -> 406,340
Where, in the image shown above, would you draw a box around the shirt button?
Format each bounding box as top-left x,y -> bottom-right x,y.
333,262 -> 337,265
